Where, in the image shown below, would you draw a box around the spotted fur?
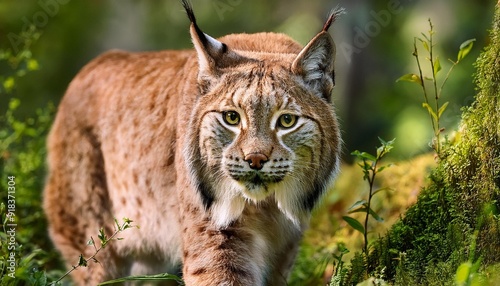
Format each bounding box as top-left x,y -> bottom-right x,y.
43,2 -> 342,285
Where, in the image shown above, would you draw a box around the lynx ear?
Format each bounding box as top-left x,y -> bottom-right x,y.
182,0 -> 246,86
292,9 -> 343,102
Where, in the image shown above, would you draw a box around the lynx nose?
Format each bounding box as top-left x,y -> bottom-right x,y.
244,153 -> 269,170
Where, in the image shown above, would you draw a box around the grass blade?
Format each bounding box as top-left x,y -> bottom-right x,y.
98,273 -> 184,285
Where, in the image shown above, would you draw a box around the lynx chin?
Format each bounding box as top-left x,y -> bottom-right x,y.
43,1 -> 343,285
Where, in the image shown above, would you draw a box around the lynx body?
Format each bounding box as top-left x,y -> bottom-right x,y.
44,2 -> 341,285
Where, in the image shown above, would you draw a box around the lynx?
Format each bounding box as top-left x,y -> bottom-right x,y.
43,1 -> 342,285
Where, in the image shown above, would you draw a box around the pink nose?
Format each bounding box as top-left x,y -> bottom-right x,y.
244,153 -> 268,170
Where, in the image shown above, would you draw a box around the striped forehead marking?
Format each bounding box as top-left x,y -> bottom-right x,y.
227,68 -> 288,110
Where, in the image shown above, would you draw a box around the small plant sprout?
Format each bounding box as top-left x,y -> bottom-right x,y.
397,19 -> 475,157
344,138 -> 395,256
329,243 -> 350,286
49,218 -> 137,285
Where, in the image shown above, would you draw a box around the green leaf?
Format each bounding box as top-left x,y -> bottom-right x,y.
420,33 -> 430,42
123,217 -> 133,225
114,218 -> 121,231
376,146 -> 385,158
28,269 -> 47,286
122,217 -> 134,230
376,137 -> 395,158
438,101 -> 449,118
368,207 -> 384,222
422,40 -> 430,52
372,187 -> 394,196
470,257 -> 482,278
457,38 -> 476,62
351,150 -> 361,156
351,151 -> 376,162
347,200 -> 368,212
376,164 -> 394,173
343,216 -> 365,235
98,273 -> 184,285
348,206 -> 368,215
337,243 -> 350,254
378,137 -> 395,147
396,73 -> 421,85
356,162 -> 369,174
377,145 -> 388,158
455,262 -> 471,284
18,250 -> 42,267
422,103 -> 438,121
433,57 -> 442,77
98,227 -> 107,245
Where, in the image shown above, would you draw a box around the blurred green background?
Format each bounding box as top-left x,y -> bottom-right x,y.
0,0 -> 494,159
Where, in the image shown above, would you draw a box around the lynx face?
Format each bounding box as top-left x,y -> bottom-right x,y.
184,28 -> 341,227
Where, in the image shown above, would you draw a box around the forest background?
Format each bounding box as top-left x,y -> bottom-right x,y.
0,0 -> 498,285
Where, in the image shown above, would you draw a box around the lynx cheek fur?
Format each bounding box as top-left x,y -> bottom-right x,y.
43,1 -> 342,285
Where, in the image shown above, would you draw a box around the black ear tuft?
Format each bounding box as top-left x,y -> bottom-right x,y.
181,0 -> 210,48
322,7 -> 346,33
181,0 -> 249,87
181,0 -> 195,23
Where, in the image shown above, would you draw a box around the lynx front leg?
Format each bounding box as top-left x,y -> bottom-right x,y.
182,230 -> 262,285
180,216 -> 265,285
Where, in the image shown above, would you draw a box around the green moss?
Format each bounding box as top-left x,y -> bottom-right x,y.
365,166 -> 469,284
341,3 -> 500,285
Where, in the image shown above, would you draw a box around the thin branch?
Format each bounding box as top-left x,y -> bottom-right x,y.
428,19 -> 442,154
413,38 -> 436,134
49,219 -> 135,285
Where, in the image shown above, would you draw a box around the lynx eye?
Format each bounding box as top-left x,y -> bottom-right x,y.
222,111 -> 241,126
278,114 -> 297,129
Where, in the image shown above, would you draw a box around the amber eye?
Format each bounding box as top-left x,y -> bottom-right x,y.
223,111 -> 240,126
278,114 -> 297,129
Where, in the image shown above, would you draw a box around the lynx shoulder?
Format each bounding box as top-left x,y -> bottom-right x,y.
43,1 -> 342,285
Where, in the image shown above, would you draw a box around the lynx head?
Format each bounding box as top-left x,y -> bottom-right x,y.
182,1 -> 342,228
